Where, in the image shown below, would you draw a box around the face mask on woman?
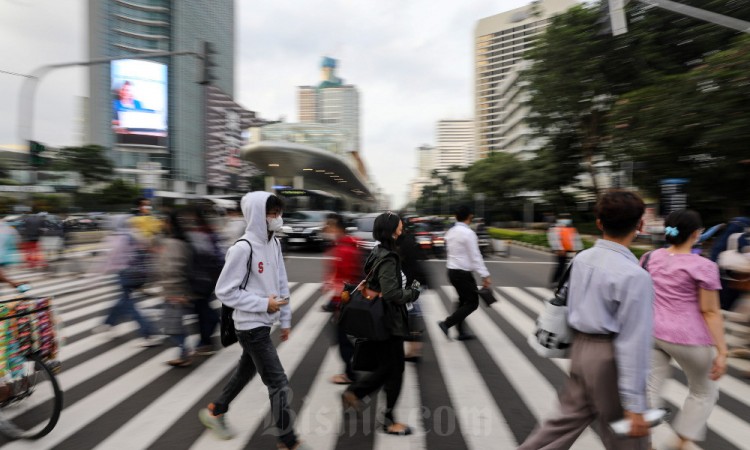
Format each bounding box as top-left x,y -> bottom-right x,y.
267,216 -> 283,232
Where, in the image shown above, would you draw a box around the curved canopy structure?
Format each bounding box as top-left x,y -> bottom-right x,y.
241,141 -> 373,201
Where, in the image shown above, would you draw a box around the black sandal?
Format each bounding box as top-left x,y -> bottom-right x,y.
383,423 -> 412,436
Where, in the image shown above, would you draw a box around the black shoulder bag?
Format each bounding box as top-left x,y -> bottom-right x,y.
220,239 -> 253,347
338,256 -> 391,341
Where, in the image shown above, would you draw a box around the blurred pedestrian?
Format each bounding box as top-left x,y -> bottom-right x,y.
95,215 -> 160,347
221,205 -> 246,251
0,220 -> 23,287
184,205 -> 223,355
199,192 -> 308,449
644,210 -> 727,450
158,211 -> 193,367
321,213 -> 362,384
397,216 -> 429,361
342,211 -> 420,436
20,212 -> 44,269
437,205 -> 491,341
518,190 -> 653,450
710,214 -> 750,310
548,213 -> 583,285
130,197 -> 162,240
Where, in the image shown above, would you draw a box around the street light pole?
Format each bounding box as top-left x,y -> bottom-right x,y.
17,50 -> 202,143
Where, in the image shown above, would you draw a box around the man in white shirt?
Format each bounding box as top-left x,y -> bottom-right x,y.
438,205 -> 491,340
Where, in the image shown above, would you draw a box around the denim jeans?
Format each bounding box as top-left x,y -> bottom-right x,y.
104,274 -> 156,338
213,327 -> 297,448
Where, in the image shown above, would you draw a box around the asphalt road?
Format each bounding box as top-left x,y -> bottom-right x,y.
283,242 -> 556,287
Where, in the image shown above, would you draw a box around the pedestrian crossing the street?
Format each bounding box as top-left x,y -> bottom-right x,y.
0,270 -> 748,450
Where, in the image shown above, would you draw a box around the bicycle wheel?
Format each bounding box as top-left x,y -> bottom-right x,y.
0,354 -> 63,440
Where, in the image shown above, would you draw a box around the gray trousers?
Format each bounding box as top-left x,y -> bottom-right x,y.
648,338 -> 718,442
518,333 -> 649,450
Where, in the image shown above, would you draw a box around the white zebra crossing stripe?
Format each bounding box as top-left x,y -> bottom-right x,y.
295,347 -> 344,449
421,290 -> 517,449
1,347 -> 177,450
189,286 -> 330,450
446,287 -> 604,450
373,363 -> 427,450
659,379 -> 750,449
96,283 -> 322,450
0,278 -> 747,450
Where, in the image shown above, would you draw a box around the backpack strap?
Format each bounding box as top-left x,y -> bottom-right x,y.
641,251 -> 654,272
235,239 -> 253,291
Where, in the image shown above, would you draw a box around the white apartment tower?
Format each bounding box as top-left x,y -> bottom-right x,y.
436,120 -> 475,172
474,0 -> 576,158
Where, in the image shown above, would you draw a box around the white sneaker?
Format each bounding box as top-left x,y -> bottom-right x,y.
91,324 -> 111,335
139,336 -> 162,348
199,408 -> 235,440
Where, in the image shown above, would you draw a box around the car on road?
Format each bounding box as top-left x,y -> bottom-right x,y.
279,210 -> 333,251
348,213 -> 380,252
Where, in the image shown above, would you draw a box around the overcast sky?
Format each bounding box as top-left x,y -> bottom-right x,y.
0,0 -> 583,208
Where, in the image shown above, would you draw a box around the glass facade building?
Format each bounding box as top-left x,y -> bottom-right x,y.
88,0 -> 234,195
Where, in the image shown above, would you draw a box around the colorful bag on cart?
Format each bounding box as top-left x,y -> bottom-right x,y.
0,297 -> 59,378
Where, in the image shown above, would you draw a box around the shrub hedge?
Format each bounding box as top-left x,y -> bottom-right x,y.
488,228 -> 649,259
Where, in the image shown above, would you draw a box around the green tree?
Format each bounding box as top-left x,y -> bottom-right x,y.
522,1 -> 750,202
52,145 -> 114,186
100,179 -> 141,207
609,37 -> 750,214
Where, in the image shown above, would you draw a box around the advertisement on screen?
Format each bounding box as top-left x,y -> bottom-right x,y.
111,59 -> 167,146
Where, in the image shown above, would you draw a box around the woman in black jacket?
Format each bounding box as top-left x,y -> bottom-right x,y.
341,212 -> 420,436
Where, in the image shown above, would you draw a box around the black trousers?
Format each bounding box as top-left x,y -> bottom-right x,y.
551,253 -> 569,285
347,336 -> 405,424
444,269 -> 479,335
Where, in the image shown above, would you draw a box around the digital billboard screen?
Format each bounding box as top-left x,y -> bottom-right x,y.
111,59 -> 167,146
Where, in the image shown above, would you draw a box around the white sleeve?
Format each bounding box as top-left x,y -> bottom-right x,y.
469,230 -> 490,278
276,239 -> 292,329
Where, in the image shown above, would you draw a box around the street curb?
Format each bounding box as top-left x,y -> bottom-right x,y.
507,240 -> 552,253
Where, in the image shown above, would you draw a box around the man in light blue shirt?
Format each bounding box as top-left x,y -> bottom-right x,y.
519,190 -> 654,450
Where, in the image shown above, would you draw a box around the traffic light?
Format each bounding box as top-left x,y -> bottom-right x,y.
29,140 -> 46,167
200,41 -> 217,85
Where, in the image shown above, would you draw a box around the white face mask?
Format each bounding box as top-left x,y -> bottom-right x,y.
267,216 -> 283,232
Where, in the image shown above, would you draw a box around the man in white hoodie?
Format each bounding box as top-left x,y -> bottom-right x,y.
199,192 -> 305,450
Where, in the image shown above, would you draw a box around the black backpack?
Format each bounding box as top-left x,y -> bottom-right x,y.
187,236 -> 224,297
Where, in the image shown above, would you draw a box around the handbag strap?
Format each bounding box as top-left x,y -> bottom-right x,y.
556,260 -> 573,294
352,255 -> 389,293
235,239 -> 253,291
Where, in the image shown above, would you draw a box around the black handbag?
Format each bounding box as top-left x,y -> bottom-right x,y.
220,239 -> 253,348
338,258 -> 390,341
478,287 -> 498,307
351,339 -> 379,371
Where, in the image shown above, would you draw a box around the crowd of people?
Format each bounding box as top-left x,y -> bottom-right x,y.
1,188 -> 747,450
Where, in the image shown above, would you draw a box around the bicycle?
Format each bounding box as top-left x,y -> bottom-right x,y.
0,291 -> 63,440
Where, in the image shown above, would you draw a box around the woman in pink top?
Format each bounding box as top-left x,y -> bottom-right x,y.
642,210 -> 728,450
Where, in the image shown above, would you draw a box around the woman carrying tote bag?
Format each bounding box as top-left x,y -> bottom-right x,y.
341,212 -> 420,436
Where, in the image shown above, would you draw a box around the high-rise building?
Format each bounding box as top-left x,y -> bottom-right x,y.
417,144 -> 436,178
297,57 -> 360,153
88,0 -> 235,196
436,120 -> 475,172
474,0 -> 576,159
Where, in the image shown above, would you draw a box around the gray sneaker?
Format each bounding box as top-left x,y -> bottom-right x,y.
199,408 -> 235,440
